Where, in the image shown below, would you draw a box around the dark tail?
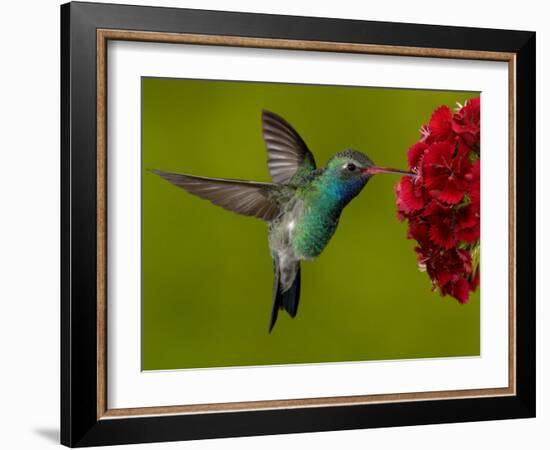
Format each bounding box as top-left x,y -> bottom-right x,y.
269,262 -> 301,333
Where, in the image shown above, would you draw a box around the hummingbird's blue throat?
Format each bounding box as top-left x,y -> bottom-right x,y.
317,168 -> 368,208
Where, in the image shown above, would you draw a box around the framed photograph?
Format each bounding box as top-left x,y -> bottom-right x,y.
61,1 -> 536,447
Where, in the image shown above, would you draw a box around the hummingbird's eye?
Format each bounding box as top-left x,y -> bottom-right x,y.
346,163 -> 357,172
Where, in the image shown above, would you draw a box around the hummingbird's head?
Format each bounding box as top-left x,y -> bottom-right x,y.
328,148 -> 412,178
326,149 -> 375,182
324,149 -> 413,202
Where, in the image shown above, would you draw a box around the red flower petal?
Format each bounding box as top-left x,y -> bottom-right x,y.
437,177 -> 468,204
429,220 -> 456,249
422,141 -> 472,205
457,226 -> 480,243
408,218 -> 430,245
464,97 -> 480,119
407,142 -> 428,169
452,97 -> 480,148
428,106 -> 454,142
396,176 -> 424,214
422,199 -> 449,217
469,159 -> 480,208
451,278 -> 470,304
423,142 -> 455,188
422,202 -> 457,249
456,204 -> 478,230
436,270 -> 454,288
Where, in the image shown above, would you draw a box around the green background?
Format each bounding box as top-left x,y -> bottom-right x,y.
141,77 -> 480,371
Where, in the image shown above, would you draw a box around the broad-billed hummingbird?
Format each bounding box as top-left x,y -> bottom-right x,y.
152,111 -> 412,332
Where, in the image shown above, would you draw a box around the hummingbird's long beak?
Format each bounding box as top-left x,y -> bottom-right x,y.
363,166 -> 415,177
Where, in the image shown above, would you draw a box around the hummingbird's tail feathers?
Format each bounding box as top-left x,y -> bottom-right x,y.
262,110 -> 317,184
269,261 -> 301,333
282,264 -> 301,318
269,263 -> 281,333
150,169 -> 280,221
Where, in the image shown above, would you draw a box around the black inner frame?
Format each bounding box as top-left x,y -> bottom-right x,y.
61,2 -> 536,447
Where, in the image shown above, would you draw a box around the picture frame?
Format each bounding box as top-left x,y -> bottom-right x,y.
60,1 -> 536,447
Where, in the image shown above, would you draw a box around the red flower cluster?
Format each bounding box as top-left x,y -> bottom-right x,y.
396,98 -> 480,303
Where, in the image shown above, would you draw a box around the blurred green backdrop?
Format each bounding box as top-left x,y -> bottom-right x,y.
141,77 -> 480,371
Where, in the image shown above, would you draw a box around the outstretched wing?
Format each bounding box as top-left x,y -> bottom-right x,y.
262,110 -> 316,184
151,169 -> 280,221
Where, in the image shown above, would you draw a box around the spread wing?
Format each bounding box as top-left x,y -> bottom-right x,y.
262,110 -> 316,184
151,169 -> 280,221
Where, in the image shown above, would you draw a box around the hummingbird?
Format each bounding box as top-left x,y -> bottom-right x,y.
152,111 -> 412,332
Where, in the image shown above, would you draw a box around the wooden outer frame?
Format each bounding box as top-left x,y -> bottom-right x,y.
62,2 -> 535,447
